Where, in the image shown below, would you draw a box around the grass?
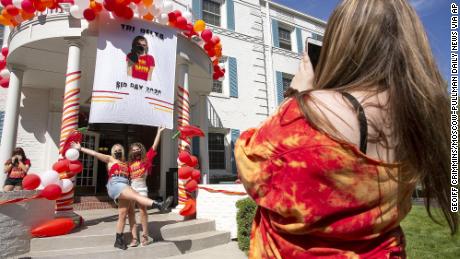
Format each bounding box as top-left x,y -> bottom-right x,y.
402,205 -> 460,258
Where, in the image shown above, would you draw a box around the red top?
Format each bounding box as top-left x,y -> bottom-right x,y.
108,162 -> 129,178
129,148 -> 157,180
235,98 -> 415,259
127,54 -> 155,81
5,159 -> 31,179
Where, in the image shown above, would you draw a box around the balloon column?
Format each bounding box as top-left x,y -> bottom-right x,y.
0,47 -> 9,88
174,125 -> 204,217
0,0 -> 226,80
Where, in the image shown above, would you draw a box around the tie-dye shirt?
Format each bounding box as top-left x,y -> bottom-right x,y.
235,98 -> 416,259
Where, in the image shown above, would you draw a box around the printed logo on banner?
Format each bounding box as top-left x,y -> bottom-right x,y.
89,15 -> 177,129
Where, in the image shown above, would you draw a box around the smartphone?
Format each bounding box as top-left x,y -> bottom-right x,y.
305,38 -> 322,69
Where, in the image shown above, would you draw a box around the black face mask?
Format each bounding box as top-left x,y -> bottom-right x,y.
114,151 -> 122,160
133,151 -> 142,160
134,44 -> 145,53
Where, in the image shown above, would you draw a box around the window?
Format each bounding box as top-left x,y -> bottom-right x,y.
212,80 -> 223,93
208,133 -> 226,169
202,0 -> 221,27
278,27 -> 292,50
282,73 -> 294,93
312,33 -> 324,42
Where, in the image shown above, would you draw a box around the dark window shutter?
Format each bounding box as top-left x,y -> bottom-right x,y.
231,129 -> 240,175
229,57 -> 238,98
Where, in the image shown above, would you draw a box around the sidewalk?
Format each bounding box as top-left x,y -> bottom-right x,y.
168,241 -> 247,259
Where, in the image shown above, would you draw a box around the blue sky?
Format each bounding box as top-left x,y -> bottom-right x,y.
273,0 -> 452,80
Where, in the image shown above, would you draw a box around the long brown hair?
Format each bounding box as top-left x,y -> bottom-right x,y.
296,0 -> 456,234
12,147 -> 27,162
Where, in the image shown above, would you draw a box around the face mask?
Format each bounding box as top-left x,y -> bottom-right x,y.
133,151 -> 142,159
134,44 -> 145,53
114,151 -> 122,160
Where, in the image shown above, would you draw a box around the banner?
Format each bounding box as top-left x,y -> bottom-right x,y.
89,16 -> 177,129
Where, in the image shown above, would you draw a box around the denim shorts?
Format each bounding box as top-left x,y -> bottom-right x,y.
106,176 -> 129,201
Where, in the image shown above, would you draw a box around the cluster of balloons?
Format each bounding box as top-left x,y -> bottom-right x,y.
0,0 -> 67,26
22,147 -> 83,200
177,150 -> 201,217
0,47 -> 9,88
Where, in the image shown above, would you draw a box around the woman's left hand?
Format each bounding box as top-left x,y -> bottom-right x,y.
290,51 -> 315,92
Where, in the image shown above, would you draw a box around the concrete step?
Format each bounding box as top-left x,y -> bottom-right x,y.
31,218 -> 218,251
27,231 -> 230,259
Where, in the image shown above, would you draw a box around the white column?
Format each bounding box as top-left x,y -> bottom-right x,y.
0,67 -> 23,186
2,26 -> 10,47
198,94 -> 210,184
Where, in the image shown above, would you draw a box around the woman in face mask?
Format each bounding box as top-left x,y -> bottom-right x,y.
127,127 -> 165,247
71,142 -> 173,250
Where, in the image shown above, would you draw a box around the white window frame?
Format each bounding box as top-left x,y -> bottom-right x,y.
278,25 -> 293,51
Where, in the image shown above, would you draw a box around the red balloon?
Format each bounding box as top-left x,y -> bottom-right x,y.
207,48 -> 216,57
31,218 -> 75,237
185,179 -> 198,193
60,130 -> 82,156
6,5 -> 19,17
0,60 -> 6,70
21,0 -> 36,14
22,174 -> 41,190
211,36 -> 220,45
103,0 -> 116,11
131,0 -> 141,3
69,160 -> 83,174
83,8 -> 96,21
1,47 -> 8,57
201,29 -> 213,42
0,0 -> 12,7
114,4 -> 125,17
173,10 -> 181,17
123,6 -> 133,19
52,159 -> 70,173
213,73 -> 220,80
188,155 -> 198,167
191,169 -> 201,182
118,0 -> 130,6
178,151 -> 192,164
176,16 -> 187,29
204,42 -> 214,51
168,12 -> 176,23
40,184 -> 62,200
0,78 -> 9,88
178,166 -> 193,180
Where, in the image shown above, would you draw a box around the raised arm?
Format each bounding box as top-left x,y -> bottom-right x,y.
18,160 -> 30,174
152,127 -> 165,151
72,142 -> 112,164
4,160 -> 12,174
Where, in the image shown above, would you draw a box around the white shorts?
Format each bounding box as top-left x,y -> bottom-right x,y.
131,179 -> 148,197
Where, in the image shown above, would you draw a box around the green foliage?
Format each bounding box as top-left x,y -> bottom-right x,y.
236,197 -> 257,252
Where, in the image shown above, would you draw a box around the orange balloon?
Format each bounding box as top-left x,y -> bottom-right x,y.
42,0 -> 54,8
143,13 -> 154,21
212,58 -> 219,66
90,1 -> 103,12
142,0 -> 153,6
2,9 -> 12,20
194,20 -> 206,32
20,10 -> 35,20
0,15 -> 11,26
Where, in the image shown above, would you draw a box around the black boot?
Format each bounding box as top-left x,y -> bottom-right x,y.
114,233 -> 128,250
151,196 -> 173,213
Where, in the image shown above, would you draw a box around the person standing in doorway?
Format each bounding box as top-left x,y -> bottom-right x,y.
3,147 -> 31,191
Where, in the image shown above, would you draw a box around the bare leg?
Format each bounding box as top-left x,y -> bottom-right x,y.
13,185 -> 22,191
119,187 -> 154,207
3,185 -> 14,192
116,199 -> 129,234
139,205 -> 149,245
128,202 -> 139,246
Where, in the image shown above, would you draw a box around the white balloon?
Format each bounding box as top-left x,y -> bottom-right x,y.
183,11 -> 192,23
155,0 -> 165,9
75,0 -> 90,8
38,170 -> 60,187
12,0 -> 22,9
159,13 -> 169,25
162,1 -> 173,13
218,76 -> 225,82
70,6 -> 84,19
37,183 -> 45,190
65,148 -> 80,161
0,69 -> 10,79
137,4 -> 148,16
61,179 -> 73,193
94,0 -> 104,3
152,7 -> 162,17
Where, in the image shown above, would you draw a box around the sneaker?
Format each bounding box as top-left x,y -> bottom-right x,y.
160,196 -> 173,213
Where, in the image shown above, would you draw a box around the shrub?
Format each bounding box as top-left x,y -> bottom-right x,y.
236,197 -> 257,252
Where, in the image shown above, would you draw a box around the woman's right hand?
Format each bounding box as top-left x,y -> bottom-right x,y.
71,142 -> 81,151
290,52 -> 315,92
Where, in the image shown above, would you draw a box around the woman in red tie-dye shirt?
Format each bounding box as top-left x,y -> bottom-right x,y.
235,1 -> 457,258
